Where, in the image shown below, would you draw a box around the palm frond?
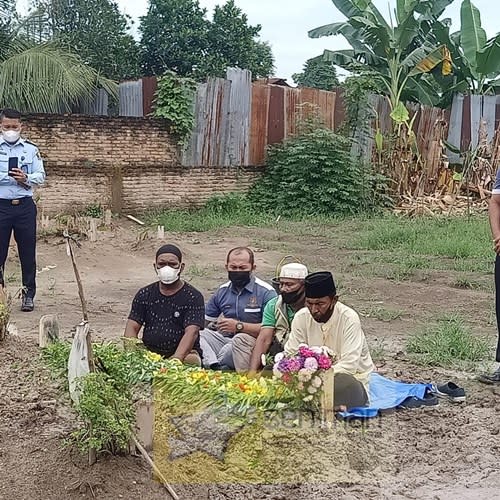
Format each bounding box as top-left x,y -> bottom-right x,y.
0,43 -> 117,112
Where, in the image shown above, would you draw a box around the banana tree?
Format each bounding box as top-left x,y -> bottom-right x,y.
309,0 -> 453,112
309,0 -> 454,196
432,0 -> 500,100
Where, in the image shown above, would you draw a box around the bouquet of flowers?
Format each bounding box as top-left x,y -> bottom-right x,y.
272,344 -> 337,403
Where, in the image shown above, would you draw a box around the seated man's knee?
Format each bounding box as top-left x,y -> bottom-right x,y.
334,373 -> 368,408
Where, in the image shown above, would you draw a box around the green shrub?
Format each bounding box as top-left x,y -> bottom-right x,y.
250,127 -> 367,216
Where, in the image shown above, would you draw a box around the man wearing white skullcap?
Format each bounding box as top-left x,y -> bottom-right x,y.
233,262 -> 308,373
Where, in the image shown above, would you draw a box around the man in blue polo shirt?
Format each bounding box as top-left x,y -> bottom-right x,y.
200,246 -> 276,370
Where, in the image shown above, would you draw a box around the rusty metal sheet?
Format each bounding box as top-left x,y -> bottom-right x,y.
332,87 -> 345,131
268,85 -> 285,145
461,94 -> 471,151
225,68 -> 251,166
182,83 -> 207,166
318,89 -> 335,130
285,87 -> 301,138
142,76 -> 158,116
249,83 -> 270,165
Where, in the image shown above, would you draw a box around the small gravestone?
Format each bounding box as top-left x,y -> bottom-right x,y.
38,314 -> 60,348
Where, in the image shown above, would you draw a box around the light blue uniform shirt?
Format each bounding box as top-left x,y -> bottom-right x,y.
205,275 -> 277,324
0,137 -> 45,199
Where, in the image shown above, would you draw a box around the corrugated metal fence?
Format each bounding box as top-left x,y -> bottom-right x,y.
182,69 -> 341,166
81,70 -> 500,174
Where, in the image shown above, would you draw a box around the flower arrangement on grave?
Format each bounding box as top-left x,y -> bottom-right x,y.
272,344 -> 337,404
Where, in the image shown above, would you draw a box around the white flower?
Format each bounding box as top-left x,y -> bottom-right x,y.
310,346 -> 323,354
312,376 -> 322,388
298,368 -> 313,383
321,345 -> 335,357
274,352 -> 285,363
303,395 -> 313,402
272,364 -> 281,378
298,343 -> 308,349
307,385 -> 317,394
297,382 -> 304,390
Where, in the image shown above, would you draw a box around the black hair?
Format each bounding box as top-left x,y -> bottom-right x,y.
0,108 -> 22,121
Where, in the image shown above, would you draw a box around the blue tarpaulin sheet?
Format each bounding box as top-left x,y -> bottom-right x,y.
339,372 -> 434,419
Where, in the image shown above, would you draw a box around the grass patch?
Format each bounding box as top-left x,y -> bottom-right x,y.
407,314 -> 490,369
349,215 -> 491,260
145,193 -> 274,232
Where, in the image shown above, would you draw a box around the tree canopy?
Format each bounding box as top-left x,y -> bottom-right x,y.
292,56 -> 339,90
140,0 -> 274,80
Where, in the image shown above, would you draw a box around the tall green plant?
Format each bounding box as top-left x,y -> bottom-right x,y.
432,0 -> 500,99
309,0 -> 453,112
153,71 -> 197,145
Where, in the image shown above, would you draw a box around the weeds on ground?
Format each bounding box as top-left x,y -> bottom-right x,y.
361,305 -> 403,322
407,314 -> 490,369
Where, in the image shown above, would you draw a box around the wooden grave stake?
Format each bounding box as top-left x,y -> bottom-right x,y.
321,369 -> 335,425
64,232 -> 96,464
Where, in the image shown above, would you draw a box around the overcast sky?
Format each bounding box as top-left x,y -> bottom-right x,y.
19,0 -> 498,83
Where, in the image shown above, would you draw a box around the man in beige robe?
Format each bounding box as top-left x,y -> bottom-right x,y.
285,271 -> 374,408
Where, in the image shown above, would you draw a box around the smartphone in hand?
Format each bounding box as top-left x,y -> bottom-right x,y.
8,157 -> 18,176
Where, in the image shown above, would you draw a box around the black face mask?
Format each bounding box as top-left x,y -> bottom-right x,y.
281,289 -> 304,305
228,270 -> 251,289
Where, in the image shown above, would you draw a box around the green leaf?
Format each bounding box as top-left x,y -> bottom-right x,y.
375,129 -> 383,152
308,22 -> 347,38
443,140 -> 461,154
476,34 -> 500,78
390,101 -> 410,123
460,0 -> 487,72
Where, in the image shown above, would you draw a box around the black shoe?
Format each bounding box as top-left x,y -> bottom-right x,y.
398,391 -> 438,409
21,296 -> 34,312
435,382 -> 466,402
209,362 -> 222,371
477,369 -> 500,385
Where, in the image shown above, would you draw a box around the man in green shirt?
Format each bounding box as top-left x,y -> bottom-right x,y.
242,263 -> 308,373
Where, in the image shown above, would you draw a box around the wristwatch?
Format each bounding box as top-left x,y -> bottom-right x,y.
236,321 -> 244,332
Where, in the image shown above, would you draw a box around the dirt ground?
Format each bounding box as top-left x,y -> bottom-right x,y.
0,220 -> 499,500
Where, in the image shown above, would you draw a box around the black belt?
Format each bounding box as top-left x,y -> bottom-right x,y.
0,197 -> 33,205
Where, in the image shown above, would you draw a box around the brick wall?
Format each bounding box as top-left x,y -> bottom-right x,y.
21,114 -> 261,214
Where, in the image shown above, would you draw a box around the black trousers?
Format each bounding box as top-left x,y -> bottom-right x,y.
495,255 -> 500,362
0,197 -> 37,298
334,373 -> 369,408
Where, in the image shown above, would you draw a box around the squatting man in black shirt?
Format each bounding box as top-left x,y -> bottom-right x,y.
124,244 -> 205,365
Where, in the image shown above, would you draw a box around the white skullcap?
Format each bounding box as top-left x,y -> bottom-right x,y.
279,263 -> 308,280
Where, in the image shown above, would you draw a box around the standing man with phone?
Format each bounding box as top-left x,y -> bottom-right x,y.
0,108 -> 45,312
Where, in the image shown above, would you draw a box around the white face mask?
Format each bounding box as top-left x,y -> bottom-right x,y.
2,130 -> 20,143
157,265 -> 180,285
